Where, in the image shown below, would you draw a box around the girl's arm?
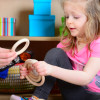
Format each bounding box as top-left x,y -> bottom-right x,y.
50,57 -> 100,86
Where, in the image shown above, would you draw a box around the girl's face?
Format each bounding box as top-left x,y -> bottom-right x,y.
64,2 -> 87,39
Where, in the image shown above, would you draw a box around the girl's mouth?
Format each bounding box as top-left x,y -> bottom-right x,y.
70,28 -> 76,31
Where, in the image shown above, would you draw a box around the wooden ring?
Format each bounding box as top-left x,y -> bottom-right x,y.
11,38 -> 30,55
24,59 -> 45,86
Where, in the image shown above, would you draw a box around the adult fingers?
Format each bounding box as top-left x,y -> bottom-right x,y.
20,69 -> 28,79
0,51 -> 16,59
0,47 -> 11,53
19,66 -> 27,71
0,54 -> 17,64
0,63 -> 11,68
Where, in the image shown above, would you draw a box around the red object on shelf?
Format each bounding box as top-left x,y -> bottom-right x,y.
15,63 -> 24,65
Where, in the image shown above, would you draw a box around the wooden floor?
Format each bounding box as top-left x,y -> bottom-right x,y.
0,94 -> 63,100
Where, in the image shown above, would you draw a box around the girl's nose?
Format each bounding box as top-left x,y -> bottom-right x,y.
66,17 -> 73,25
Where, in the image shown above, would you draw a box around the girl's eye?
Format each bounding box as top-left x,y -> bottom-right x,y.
74,17 -> 80,19
65,16 -> 69,19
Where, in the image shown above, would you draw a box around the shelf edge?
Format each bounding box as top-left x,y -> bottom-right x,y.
0,36 -> 60,41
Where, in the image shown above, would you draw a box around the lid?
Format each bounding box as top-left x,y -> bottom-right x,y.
33,0 -> 51,3
29,15 -> 55,20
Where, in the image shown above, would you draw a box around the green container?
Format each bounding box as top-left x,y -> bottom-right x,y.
59,17 -> 68,36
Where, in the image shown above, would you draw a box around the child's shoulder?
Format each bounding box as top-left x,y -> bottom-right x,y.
90,37 -> 100,57
91,37 -> 100,44
57,38 -> 68,48
90,37 -> 100,48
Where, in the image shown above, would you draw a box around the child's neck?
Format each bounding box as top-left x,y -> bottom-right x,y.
76,41 -> 86,53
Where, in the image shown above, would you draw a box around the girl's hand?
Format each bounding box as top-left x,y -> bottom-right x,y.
33,61 -> 53,76
0,47 -> 17,68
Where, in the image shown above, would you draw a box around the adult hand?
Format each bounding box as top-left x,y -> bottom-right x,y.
19,65 -> 33,79
0,47 -> 17,68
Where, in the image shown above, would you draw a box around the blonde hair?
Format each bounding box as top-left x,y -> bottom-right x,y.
60,0 -> 100,54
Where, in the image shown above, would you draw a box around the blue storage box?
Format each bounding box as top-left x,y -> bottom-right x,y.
29,15 -> 55,37
33,0 -> 52,15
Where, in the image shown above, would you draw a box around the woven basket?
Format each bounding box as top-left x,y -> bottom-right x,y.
0,63 -> 35,94
0,63 -> 60,95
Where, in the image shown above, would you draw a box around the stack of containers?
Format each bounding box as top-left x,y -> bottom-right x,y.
0,17 -> 15,36
29,0 -> 55,37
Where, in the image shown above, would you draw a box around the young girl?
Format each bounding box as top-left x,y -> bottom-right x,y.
10,0 -> 100,100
